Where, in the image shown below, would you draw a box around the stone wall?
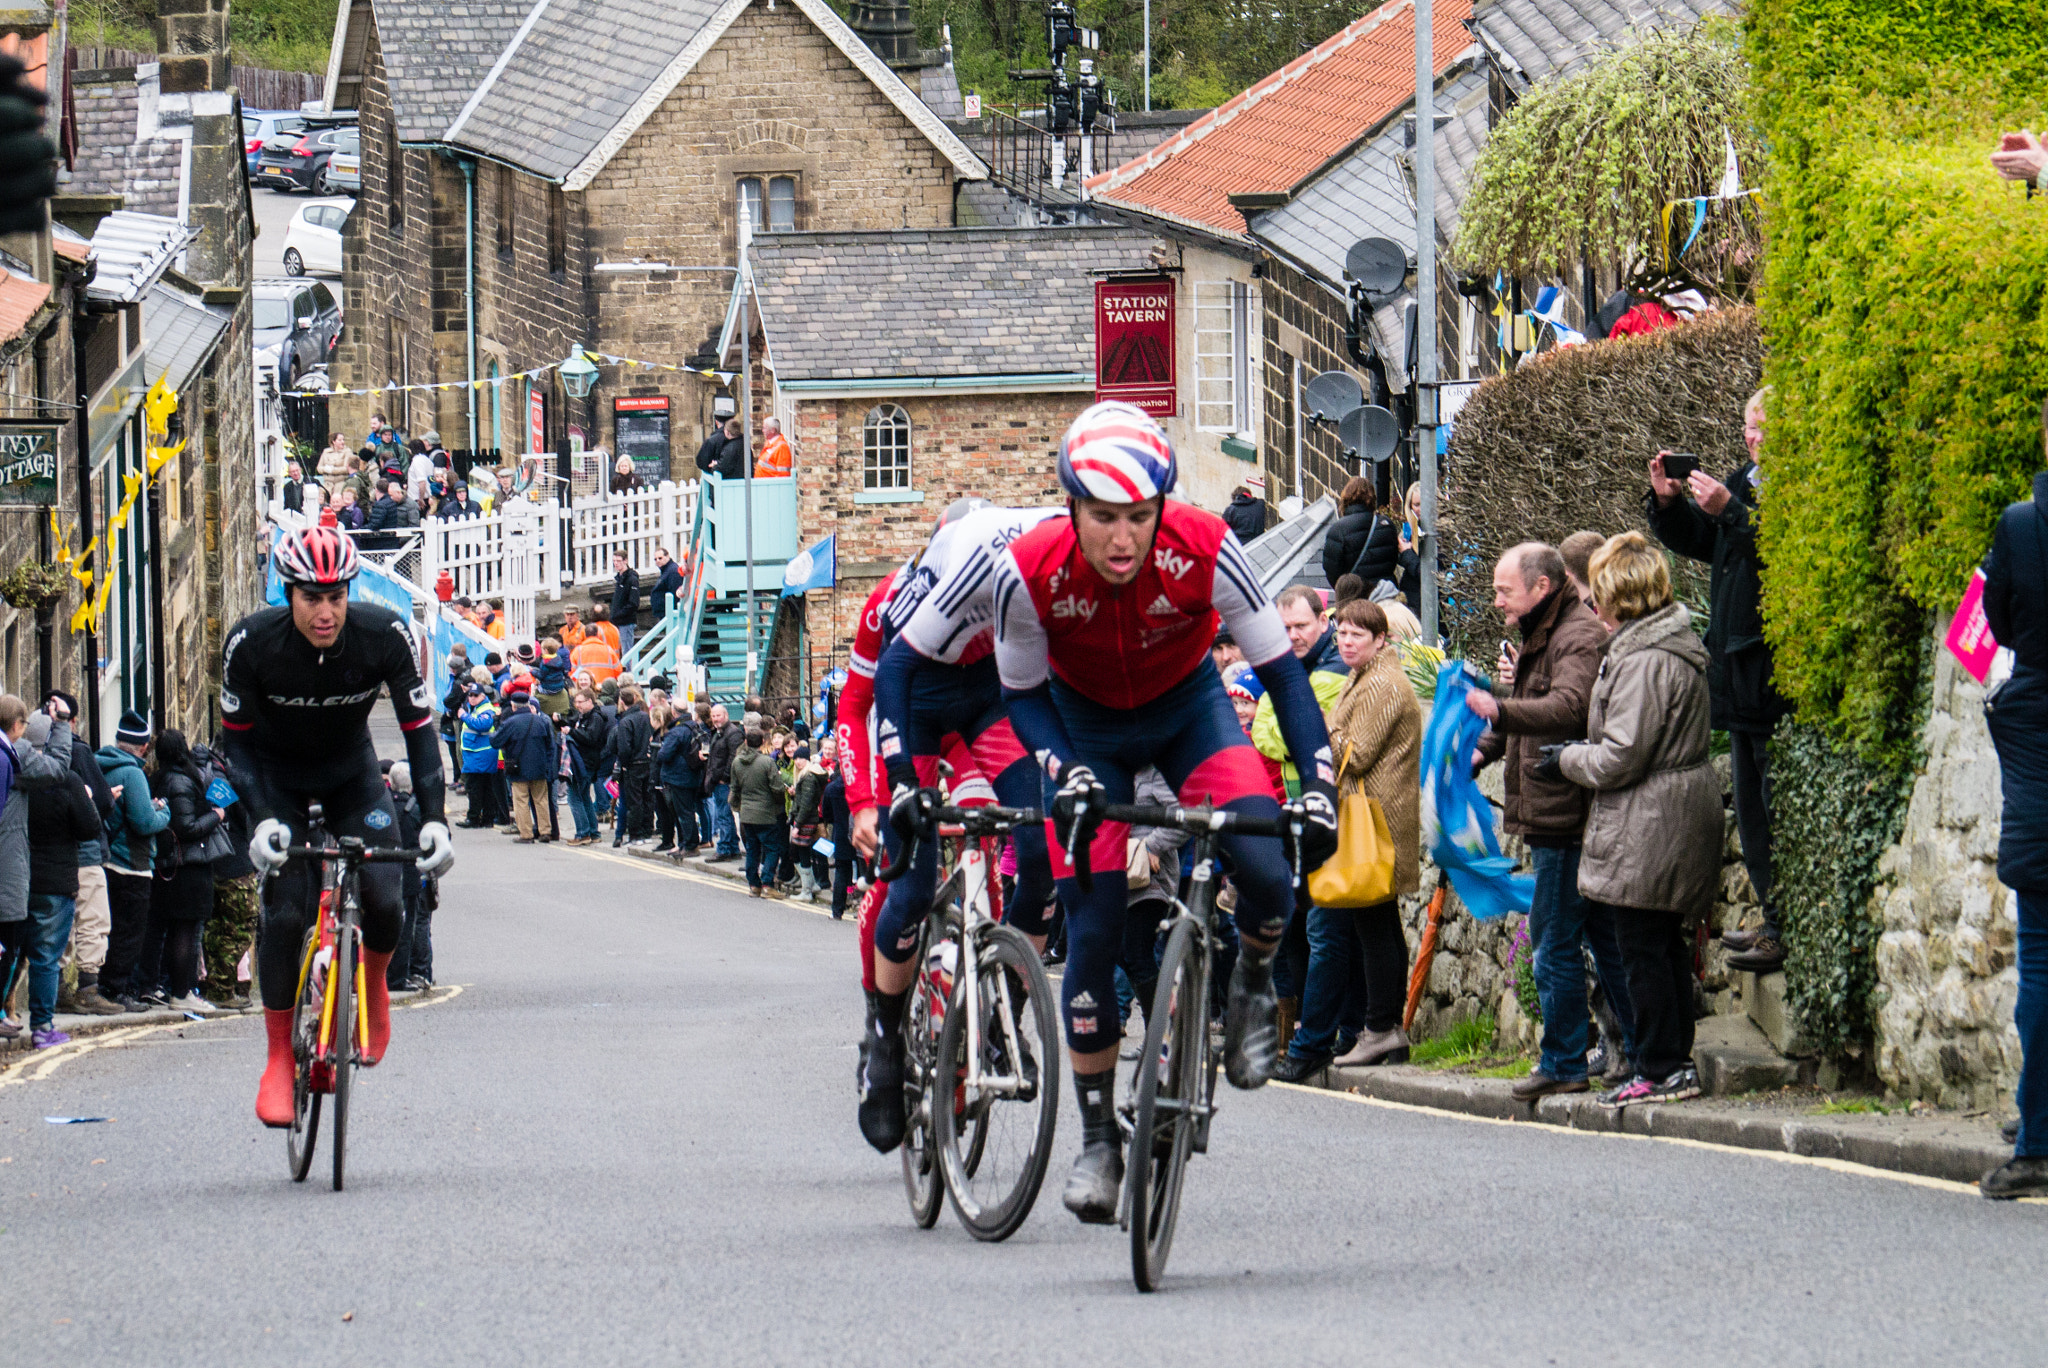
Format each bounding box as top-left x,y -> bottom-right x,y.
1873,632 -> 2018,1108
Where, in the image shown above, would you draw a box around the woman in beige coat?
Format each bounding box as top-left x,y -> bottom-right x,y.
1555,532 -> 1720,1107
1274,597 -> 1422,1079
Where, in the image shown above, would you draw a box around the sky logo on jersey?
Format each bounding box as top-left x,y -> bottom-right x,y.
1050,594 -> 1097,622
1154,547 -> 1194,580
1144,593 -> 1177,617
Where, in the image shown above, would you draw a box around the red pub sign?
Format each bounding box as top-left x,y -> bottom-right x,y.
1095,277 -> 1176,417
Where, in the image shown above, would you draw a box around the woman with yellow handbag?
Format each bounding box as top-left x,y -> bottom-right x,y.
1273,598 -> 1422,1081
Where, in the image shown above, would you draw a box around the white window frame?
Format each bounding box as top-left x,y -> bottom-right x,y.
1195,281 -> 1254,434
862,403 -> 912,490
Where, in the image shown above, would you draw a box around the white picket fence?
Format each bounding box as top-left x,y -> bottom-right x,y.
416,479 -> 698,603
565,480 -> 697,584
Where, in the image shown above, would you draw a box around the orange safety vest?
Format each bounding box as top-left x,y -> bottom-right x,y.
755,432 -> 792,479
571,637 -> 621,683
561,621 -> 588,648
591,620 -> 622,653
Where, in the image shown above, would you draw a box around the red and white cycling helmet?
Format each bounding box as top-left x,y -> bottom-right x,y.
274,525 -> 360,588
1056,400 -> 1177,504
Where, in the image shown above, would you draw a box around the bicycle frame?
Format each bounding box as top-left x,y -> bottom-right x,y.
939,837 -> 1030,1103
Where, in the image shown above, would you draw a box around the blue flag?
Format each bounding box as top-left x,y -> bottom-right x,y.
781,534 -> 835,597
1419,661 -> 1534,920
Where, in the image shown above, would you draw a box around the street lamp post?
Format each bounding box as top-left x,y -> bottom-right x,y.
1414,0 -> 1440,644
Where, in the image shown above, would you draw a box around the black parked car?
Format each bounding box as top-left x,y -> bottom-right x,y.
254,122 -> 357,193
253,277 -> 342,389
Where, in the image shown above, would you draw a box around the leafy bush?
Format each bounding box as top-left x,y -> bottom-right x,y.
1439,307 -> 1761,650
1748,0 -> 2048,749
1454,22 -> 1761,286
1770,720 -> 1917,1058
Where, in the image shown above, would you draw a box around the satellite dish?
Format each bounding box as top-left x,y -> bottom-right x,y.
1302,370 -> 1364,423
1344,237 -> 1408,295
1339,405 -> 1401,463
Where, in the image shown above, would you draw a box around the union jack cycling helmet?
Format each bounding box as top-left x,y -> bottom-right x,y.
273,525 -> 360,588
1056,400 -> 1178,503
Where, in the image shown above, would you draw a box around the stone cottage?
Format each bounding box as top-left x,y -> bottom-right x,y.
322,0 -> 987,469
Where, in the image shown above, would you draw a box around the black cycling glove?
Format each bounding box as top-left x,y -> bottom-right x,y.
1049,764 -> 1105,853
1297,780 -> 1339,874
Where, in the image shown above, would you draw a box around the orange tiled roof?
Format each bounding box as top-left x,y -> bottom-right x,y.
1085,0 -> 1473,240
0,270 -> 51,342
52,236 -> 89,264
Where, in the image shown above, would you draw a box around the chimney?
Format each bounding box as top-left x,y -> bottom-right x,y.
850,1 -> 919,66
152,0 -> 244,289
152,0 -> 230,96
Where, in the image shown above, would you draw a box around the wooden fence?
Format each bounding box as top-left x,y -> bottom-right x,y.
72,47 -> 327,110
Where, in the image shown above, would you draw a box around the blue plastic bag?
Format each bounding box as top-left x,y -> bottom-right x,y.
1419,661 -> 1534,920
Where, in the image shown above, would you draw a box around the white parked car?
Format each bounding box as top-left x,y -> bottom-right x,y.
280,198 -> 352,277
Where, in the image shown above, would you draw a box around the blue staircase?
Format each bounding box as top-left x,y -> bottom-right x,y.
693,595 -> 781,703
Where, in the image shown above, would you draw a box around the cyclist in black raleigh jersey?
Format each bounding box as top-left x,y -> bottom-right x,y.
223,527 -> 454,1128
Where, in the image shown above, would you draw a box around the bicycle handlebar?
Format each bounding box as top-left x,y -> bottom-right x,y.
280,843 -> 422,866
1064,798 -> 1307,896
876,790 -> 1042,884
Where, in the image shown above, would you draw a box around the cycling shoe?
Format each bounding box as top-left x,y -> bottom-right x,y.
1223,952 -> 1278,1090
256,1009 -> 296,1128
857,1025 -> 907,1154
1062,1140 -> 1125,1224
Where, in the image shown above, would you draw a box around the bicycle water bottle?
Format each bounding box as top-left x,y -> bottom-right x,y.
926,940 -> 958,1014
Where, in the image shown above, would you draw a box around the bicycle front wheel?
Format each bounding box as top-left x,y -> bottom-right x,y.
1129,917 -> 1202,1292
330,917 -> 359,1193
899,938 -> 946,1228
935,923 -> 1059,1242
286,928 -> 323,1182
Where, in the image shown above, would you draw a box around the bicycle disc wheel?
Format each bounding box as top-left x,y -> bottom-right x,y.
286,929 -> 323,1182
330,918 -> 358,1193
935,924 -> 1060,1242
1129,918 -> 1200,1292
899,946 -> 945,1228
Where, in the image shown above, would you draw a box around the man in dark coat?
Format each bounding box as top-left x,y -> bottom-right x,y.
701,703 -> 744,860
650,547 -> 685,626
281,460 -> 305,513
492,691 -> 557,842
1980,434 -> 2048,1198
606,688 -> 656,847
1471,542 -> 1633,1100
1223,485 -> 1266,543
656,707 -> 704,854
609,553 -> 641,658
1646,390 -> 1791,972
695,417 -> 747,480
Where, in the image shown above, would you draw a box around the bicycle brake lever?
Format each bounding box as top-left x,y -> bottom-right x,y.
1066,796 -> 1093,895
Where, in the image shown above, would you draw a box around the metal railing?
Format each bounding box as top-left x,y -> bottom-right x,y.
984,105 -> 1113,208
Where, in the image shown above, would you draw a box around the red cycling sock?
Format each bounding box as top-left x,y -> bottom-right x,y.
361,948 -> 393,1065
256,1008 -> 296,1128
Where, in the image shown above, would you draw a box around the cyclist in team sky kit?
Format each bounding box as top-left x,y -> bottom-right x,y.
986,401 -> 1339,1221
221,526 -> 455,1128
853,502 -> 1067,1152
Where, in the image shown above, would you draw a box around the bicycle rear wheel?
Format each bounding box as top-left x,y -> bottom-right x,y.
330,914 -> 359,1193
1129,917 -> 1202,1292
286,929 -> 323,1182
898,934 -> 946,1228
935,924 -> 1060,1242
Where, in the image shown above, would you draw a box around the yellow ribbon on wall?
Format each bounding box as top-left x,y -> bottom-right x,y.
51,380 -> 185,635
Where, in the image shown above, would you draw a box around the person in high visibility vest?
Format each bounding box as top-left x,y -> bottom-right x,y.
755,417 -> 792,479
571,633 -> 622,684
560,604 -> 589,648
589,605 -> 623,654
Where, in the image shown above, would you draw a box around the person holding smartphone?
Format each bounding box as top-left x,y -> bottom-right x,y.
1646,388 -> 1790,973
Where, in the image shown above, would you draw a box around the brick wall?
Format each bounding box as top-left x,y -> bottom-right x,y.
793,387 -> 1080,663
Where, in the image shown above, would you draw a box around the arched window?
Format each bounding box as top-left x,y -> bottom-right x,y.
862,403 -> 911,490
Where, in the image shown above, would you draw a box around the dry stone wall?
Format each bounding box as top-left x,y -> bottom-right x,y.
1873,634 -> 2019,1108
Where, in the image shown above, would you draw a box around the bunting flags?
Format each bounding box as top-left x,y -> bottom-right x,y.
287,350 -> 729,399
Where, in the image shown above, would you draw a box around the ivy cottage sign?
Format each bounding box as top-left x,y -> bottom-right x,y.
0,422 -> 60,506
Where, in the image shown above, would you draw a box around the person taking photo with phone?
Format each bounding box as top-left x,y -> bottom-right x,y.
1646,388 -> 1790,973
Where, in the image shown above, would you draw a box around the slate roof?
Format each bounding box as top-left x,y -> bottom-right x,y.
1084,0 -> 1473,241
1472,0 -> 1731,87
143,282 -> 234,392
373,0 -> 532,144
444,0 -> 725,180
749,227 -> 1162,381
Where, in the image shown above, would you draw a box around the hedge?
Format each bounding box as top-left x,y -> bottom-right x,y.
1439,307 -> 1761,650
1748,0 -> 2048,752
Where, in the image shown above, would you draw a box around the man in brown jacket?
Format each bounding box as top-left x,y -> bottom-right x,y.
1470,542 -> 1636,1100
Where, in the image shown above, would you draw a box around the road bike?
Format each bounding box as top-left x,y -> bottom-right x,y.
1065,797 -> 1304,1291
878,792 -> 1059,1241
277,802 -> 418,1190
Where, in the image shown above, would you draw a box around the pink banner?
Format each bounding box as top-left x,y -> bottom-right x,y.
1945,569 -> 1998,682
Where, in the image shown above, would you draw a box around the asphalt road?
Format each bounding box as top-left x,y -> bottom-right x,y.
4,830 -> 2047,1365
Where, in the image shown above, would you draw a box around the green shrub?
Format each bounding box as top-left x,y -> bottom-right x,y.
1770,720 -> 1917,1058
1748,0 -> 2048,749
